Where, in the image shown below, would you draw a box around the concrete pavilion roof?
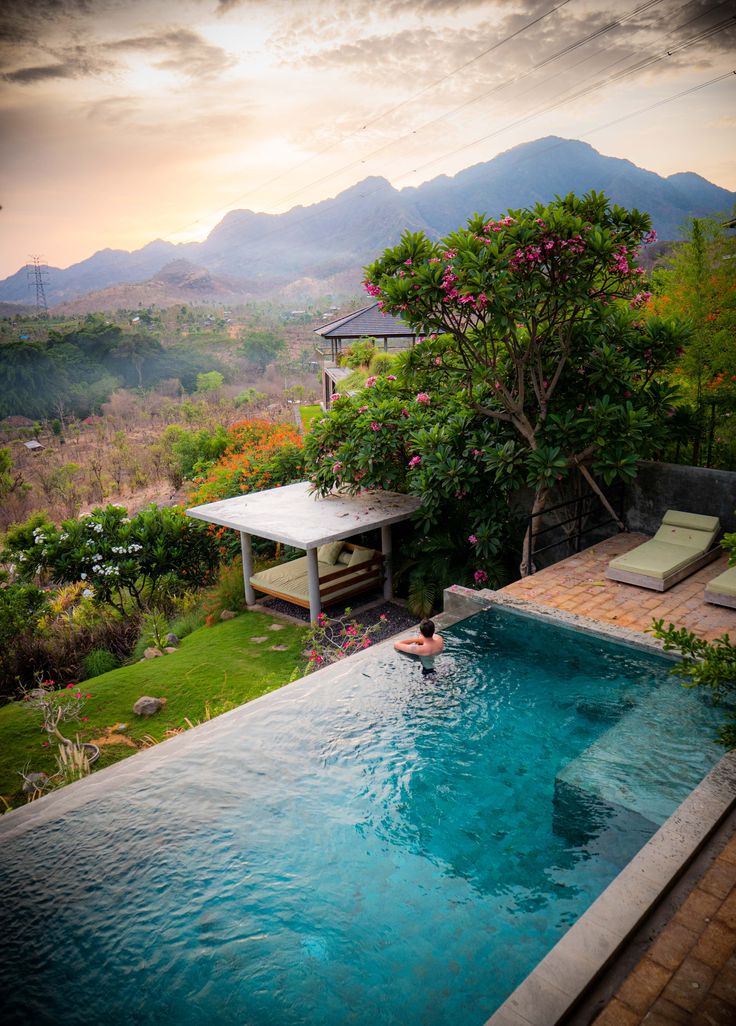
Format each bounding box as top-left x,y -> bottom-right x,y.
186,481 -> 421,549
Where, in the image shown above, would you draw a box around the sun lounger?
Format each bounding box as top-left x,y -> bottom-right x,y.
704,565 -> 736,609
605,510 -> 721,592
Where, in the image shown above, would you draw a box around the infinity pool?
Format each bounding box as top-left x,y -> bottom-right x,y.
0,607 -> 725,1026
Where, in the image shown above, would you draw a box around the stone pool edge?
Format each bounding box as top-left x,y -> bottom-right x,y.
441,585 -> 736,1026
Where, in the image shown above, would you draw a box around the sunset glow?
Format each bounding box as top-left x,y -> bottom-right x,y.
1,0 -> 734,277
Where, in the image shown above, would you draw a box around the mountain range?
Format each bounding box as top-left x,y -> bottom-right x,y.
2,137 -> 734,309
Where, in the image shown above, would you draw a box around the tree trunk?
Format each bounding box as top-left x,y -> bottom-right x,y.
577,465 -> 625,531
521,485 -> 549,577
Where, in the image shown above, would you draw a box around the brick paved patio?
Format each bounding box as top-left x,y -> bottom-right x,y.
501,533 -> 733,642
591,826 -> 736,1026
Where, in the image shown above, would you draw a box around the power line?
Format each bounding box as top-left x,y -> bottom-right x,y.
181,65 -> 733,261
274,0 -> 670,204
159,0 -> 733,257
163,0 -> 573,240
390,14 -> 736,187
166,0 -> 724,244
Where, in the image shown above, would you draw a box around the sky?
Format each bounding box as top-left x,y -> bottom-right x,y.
0,0 -> 734,279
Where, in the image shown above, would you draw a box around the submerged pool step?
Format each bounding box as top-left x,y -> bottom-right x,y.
555,684 -> 723,837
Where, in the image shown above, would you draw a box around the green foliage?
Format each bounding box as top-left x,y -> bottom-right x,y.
140,608 -> 170,651
648,216 -> 736,468
187,420 -> 305,506
0,317 -> 227,419
341,337 -> 376,369
162,424 -> 231,483
196,370 -> 225,392
0,447 -> 23,502
651,619 -> 736,748
82,648 -> 120,679
368,351 -> 395,375
167,604 -> 207,641
340,368 -> 368,390
0,583 -> 48,691
3,504 -> 220,614
239,328 -> 286,373
306,379 -> 517,607
315,192 -> 684,572
202,559 -> 249,625
234,387 -> 266,407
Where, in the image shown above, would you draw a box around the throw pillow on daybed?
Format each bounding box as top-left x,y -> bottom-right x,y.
349,546 -> 374,567
318,541 -> 344,564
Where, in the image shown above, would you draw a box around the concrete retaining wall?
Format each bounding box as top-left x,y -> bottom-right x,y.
625,462 -> 736,535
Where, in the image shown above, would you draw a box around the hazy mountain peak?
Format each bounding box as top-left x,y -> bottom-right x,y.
1,138 -> 734,307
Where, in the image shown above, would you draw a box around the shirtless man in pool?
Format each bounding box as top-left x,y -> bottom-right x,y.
394,618 -> 444,660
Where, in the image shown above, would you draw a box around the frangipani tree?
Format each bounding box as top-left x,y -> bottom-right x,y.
357,191 -> 684,571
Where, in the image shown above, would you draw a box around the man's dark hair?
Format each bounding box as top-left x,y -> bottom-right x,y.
419,619 -> 435,638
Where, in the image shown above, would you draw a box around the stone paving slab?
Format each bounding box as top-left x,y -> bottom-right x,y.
501,535 -> 733,642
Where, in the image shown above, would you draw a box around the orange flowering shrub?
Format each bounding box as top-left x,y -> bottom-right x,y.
187,419 -> 306,505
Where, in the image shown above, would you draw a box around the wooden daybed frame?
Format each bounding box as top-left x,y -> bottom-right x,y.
250,543 -> 384,610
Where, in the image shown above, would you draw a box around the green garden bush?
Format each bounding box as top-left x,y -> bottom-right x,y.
82,648 -> 120,679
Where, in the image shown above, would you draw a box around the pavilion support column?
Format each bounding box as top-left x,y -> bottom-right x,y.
240,531 -> 256,606
381,524 -> 393,600
306,546 -> 321,623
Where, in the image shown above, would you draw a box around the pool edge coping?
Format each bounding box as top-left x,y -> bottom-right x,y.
445,586 -> 736,1026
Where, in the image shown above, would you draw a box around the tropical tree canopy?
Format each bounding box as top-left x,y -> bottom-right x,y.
307,192 -> 685,581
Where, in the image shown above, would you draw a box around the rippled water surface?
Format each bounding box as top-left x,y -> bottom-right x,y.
0,608 -> 725,1026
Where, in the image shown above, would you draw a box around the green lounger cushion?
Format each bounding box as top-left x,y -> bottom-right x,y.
662,510 -> 720,533
706,566 -> 736,598
651,524 -> 715,554
608,540 -> 707,581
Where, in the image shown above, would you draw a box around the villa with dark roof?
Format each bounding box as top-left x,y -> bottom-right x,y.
314,302 -> 416,405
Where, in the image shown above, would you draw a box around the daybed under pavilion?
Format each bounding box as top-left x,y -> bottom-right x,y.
186,481 -> 421,622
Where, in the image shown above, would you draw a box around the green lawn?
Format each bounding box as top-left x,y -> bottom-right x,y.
299,403 -> 323,430
0,611 -> 307,812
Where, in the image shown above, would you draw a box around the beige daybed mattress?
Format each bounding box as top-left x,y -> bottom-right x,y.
250,547 -> 382,605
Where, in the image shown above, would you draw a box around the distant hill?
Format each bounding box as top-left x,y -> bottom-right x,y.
2,137 -> 734,308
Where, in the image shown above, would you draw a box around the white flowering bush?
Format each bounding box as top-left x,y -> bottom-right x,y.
3,504 -> 220,614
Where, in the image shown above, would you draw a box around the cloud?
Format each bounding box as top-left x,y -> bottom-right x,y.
0,1 -> 97,44
105,27 -> 235,78
83,95 -> 142,123
1,41 -> 108,85
2,62 -> 78,84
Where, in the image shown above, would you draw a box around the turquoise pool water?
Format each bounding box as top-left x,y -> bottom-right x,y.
0,607 -> 725,1026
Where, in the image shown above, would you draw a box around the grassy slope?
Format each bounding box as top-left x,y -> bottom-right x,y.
300,404 -> 323,429
0,611 -> 306,811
